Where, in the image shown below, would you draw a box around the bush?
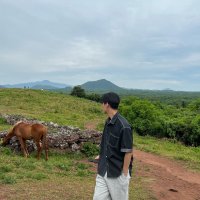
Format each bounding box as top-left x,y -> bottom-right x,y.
81,142 -> 99,157
0,117 -> 7,125
188,99 -> 200,113
120,97 -> 200,146
120,98 -> 164,137
71,86 -> 86,98
86,93 -> 101,102
190,115 -> 200,146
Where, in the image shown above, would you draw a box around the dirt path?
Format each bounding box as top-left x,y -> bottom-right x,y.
134,150 -> 200,200
84,121 -> 98,130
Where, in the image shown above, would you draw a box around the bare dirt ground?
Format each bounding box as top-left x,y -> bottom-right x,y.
134,149 -> 200,200
84,121 -> 99,130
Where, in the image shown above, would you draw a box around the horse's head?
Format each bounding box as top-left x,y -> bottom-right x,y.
2,137 -> 9,146
2,128 -> 14,146
0,138 -> 4,146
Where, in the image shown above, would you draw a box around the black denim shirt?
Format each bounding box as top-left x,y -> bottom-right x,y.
98,112 -> 133,178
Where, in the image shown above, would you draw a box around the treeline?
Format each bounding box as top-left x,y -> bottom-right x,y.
70,86 -> 101,102
70,86 -> 200,146
120,97 -> 200,147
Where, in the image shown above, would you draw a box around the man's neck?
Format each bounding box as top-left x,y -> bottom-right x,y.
107,109 -> 118,119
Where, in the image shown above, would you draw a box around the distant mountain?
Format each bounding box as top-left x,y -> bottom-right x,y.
3,80 -> 69,89
80,79 -> 180,95
81,79 -> 127,93
31,84 -> 59,90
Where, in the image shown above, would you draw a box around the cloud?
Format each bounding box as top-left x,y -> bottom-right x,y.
0,0 -> 200,90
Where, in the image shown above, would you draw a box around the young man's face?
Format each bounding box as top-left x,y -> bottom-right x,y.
102,102 -> 109,114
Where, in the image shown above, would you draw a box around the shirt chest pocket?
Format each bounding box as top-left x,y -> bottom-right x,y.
108,132 -> 120,148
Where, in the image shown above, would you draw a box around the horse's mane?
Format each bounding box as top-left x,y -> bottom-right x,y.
8,121 -> 23,135
14,121 -> 23,127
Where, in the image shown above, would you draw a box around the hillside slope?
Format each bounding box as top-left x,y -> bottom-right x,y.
81,79 -> 124,92
0,88 -> 105,129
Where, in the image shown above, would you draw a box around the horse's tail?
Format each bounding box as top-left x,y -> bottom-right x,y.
42,127 -> 48,161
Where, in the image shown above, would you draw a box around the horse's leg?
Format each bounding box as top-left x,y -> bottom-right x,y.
23,139 -> 29,157
35,140 -> 42,160
18,137 -> 27,158
45,141 -> 48,161
42,134 -> 48,161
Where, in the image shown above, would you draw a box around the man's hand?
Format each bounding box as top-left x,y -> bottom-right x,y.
88,155 -> 100,163
123,152 -> 132,176
95,155 -> 100,160
123,171 -> 128,177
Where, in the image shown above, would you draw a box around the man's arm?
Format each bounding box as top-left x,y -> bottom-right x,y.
123,152 -> 133,176
120,127 -> 133,176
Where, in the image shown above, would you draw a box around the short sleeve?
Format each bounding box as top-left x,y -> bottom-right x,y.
120,127 -> 133,153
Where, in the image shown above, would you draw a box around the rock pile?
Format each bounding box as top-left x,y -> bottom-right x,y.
0,114 -> 102,153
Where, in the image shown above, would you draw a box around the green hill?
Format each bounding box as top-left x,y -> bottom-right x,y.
80,79 -> 200,105
81,79 -> 125,93
0,88 -> 105,129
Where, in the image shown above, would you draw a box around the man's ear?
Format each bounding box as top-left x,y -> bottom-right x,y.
106,102 -> 111,109
105,102 -> 109,106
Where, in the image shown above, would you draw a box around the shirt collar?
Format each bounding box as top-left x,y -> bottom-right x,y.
107,112 -> 119,125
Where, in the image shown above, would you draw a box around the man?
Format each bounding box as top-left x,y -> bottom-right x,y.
93,92 -> 133,200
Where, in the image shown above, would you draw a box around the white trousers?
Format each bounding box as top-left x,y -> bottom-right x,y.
93,172 -> 131,200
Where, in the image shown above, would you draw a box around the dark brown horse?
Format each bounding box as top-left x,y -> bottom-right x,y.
2,121 -> 48,161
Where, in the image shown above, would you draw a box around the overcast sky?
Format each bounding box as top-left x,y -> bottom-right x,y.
0,0 -> 200,91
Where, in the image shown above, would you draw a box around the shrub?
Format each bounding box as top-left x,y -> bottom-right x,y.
71,86 -> 86,98
120,98 -> 164,137
120,97 -> 200,146
81,142 -> 99,157
190,115 -> 200,146
86,93 -> 101,102
0,117 -> 7,125
188,98 -> 200,113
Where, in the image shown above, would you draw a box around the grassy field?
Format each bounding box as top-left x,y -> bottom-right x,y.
0,88 -> 154,199
0,147 -> 154,200
0,88 -> 105,129
0,88 -> 200,199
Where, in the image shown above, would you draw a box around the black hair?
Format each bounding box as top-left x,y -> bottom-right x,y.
101,92 -> 120,109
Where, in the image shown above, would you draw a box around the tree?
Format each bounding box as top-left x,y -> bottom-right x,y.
86,93 -> 101,102
188,98 -> 200,113
71,86 -> 86,98
120,98 -> 164,137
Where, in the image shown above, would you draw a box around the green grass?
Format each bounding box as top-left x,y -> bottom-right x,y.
134,134 -> 200,171
0,148 -> 87,184
1,88 -> 200,199
0,88 -> 105,129
0,116 -> 11,131
0,148 -> 154,200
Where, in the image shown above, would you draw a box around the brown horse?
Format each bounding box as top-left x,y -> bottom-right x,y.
2,121 -> 48,161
